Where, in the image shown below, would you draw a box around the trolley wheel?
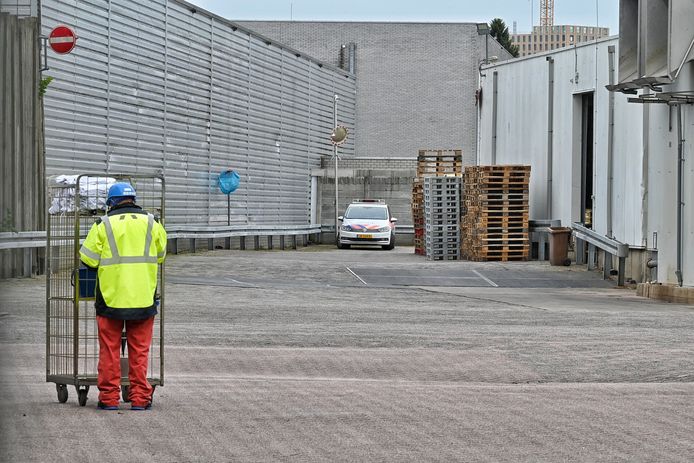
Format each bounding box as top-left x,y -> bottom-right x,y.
56,384 -> 68,403
77,386 -> 89,407
122,385 -> 130,403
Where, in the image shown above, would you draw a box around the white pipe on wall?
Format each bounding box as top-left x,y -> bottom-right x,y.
607,46 -> 615,238
546,57 -> 555,220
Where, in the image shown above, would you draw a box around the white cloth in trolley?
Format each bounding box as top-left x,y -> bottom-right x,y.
48,175 -> 117,214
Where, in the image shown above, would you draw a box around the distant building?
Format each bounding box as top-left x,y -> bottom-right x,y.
512,25 -> 609,56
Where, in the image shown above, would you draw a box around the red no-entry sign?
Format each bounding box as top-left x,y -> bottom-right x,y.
48,25 -> 77,54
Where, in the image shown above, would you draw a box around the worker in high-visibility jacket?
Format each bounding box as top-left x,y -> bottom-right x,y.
79,182 -> 167,411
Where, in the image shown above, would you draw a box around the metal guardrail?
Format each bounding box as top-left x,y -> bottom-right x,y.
0,232 -> 47,278
1,225 -> 325,261
1,226 -> 325,278
320,225 -> 415,234
572,223 -> 629,257
572,222 -> 628,286
167,225 -> 322,254
0,231 -> 47,250
167,224 -> 322,239
2,226 -> 322,245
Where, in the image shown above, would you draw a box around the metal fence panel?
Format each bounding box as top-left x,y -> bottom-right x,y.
41,0 -> 356,229
0,13 -> 43,278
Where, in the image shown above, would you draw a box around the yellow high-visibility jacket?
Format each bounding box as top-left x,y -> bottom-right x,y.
80,204 -> 167,320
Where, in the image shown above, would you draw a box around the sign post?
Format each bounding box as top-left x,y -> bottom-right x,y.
218,170 -> 240,226
330,95 -> 348,245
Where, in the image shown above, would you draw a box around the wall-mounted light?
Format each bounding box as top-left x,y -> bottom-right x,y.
476,23 -> 490,65
476,23 -> 490,35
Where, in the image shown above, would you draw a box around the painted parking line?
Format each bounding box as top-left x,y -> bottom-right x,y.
472,270 -> 499,287
167,275 -> 257,288
345,266 -> 368,285
349,272 -> 485,287
358,275 -> 481,279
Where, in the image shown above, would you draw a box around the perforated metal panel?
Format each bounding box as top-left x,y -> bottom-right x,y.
41,0 -> 356,228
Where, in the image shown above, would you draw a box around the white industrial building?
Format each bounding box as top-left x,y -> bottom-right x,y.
477,2 -> 694,288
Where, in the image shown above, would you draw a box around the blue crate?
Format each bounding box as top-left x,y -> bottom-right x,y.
78,267 -> 97,298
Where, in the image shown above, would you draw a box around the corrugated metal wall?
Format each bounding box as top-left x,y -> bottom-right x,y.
0,12 -> 44,278
41,0 -> 356,228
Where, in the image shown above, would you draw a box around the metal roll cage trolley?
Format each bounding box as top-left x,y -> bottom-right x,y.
46,174 -> 165,406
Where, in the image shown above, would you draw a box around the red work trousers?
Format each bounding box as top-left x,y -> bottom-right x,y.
97,315 -> 154,407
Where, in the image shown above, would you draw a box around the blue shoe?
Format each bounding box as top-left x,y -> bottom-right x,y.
131,403 -> 152,411
97,401 -> 119,411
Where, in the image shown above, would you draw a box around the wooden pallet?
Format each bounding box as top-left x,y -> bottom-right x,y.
464,198 -> 528,206
465,192 -> 528,200
463,255 -> 528,262
418,149 -> 463,162
417,150 -> 463,177
468,214 -> 529,224
474,180 -> 530,188
463,226 -> 529,234
467,242 -> 529,249
467,188 -> 530,196
471,232 -> 529,240
475,165 -> 530,170
465,207 -> 528,214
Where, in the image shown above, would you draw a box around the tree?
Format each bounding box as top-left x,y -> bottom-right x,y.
489,18 -> 519,58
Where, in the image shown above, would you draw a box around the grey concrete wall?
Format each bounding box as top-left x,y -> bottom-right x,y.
317,157 -> 416,244
0,13 -> 43,278
237,21 -> 512,165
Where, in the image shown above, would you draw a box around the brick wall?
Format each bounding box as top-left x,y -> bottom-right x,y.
236,21 -> 510,166
322,157 -> 417,170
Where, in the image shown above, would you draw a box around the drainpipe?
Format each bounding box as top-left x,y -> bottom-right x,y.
310,175 -> 318,225
641,90 -> 650,251
546,57 -> 554,219
607,46 -> 615,238
333,94 -> 339,244
492,71 -> 498,165
675,104 -> 685,287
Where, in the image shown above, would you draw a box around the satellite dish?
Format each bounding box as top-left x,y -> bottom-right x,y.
330,125 -> 348,145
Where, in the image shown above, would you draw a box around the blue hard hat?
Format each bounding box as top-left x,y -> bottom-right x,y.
107,182 -> 137,206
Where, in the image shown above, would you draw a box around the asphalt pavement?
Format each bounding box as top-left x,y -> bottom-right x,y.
1,245 -> 693,462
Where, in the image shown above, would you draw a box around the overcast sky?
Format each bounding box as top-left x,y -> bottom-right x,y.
191,0 -> 619,35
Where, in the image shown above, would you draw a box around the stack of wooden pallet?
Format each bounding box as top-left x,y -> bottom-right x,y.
411,149 -> 463,255
411,178 -> 425,254
461,165 -> 530,261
